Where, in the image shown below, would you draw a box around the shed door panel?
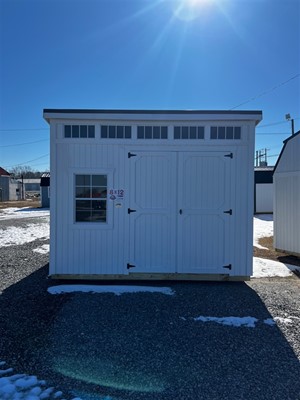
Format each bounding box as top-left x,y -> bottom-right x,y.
177,152 -> 232,273
129,152 -> 177,273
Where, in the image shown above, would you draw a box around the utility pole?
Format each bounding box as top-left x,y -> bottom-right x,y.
285,113 -> 295,136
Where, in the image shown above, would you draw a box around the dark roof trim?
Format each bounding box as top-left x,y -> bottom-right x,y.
43,108 -> 262,116
273,130 -> 300,174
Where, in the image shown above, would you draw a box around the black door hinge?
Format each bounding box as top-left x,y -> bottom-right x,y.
224,153 -> 233,159
128,208 -> 137,214
128,152 -> 137,158
223,264 -> 232,270
127,263 -> 136,269
224,209 -> 232,215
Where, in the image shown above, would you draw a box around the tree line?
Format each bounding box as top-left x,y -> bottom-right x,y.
9,165 -> 49,179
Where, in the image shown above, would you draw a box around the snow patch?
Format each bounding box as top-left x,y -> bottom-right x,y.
253,215 -> 273,249
48,285 -> 174,296
0,207 -> 49,221
252,257 -> 300,278
0,223 -> 49,247
194,316 -> 258,328
33,244 -> 50,254
0,361 -> 81,400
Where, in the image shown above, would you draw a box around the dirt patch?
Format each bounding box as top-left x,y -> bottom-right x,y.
254,236 -> 300,267
0,200 -> 41,209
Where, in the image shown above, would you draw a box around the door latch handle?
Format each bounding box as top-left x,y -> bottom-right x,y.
179,209 -> 182,215
128,208 -> 137,214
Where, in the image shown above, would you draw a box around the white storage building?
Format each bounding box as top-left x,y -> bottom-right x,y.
44,109 -> 262,280
273,131 -> 300,256
254,167 -> 274,214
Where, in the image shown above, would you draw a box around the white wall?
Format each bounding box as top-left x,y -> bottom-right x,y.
274,134 -> 300,255
255,183 -> 273,213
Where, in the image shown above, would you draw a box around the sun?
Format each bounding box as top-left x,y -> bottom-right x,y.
173,0 -> 214,21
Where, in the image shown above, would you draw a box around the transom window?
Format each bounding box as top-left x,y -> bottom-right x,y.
174,126 -> 204,139
75,175 -> 107,222
210,126 -> 241,140
101,125 -> 132,139
65,125 -> 95,138
137,126 -> 168,139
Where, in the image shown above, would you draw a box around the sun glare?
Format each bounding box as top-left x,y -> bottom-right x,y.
173,0 -> 214,21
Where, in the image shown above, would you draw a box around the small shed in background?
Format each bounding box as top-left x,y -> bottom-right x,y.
273,130 -> 300,256
40,173 -> 50,208
254,166 -> 274,213
0,167 -> 22,201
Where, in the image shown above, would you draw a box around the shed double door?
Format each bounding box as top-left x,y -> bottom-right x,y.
128,151 -> 232,274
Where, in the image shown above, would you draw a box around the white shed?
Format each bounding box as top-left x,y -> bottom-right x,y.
273,131 -> 300,256
254,167 -> 274,214
43,109 -> 262,280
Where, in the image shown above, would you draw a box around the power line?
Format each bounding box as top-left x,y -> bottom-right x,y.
256,132 -> 290,135
5,154 -> 50,168
230,73 -> 300,110
0,139 -> 48,148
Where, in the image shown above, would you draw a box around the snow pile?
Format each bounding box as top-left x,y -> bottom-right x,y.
48,285 -> 174,296
0,207 -> 50,221
194,316 -> 258,328
33,244 -> 50,254
252,257 -> 300,278
0,361 -> 81,400
253,215 -> 273,249
0,223 -> 49,248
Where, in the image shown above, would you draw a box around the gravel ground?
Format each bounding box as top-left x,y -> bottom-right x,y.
0,215 -> 300,400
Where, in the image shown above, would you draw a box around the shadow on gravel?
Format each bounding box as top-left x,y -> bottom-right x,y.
0,272 -> 300,400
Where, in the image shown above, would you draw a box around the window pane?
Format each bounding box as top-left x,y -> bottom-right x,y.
117,126 -> 124,138
76,211 -> 91,222
197,127 -> 204,139
80,126 -> 87,138
92,200 -> 106,211
65,125 -> 71,138
76,187 -> 90,198
91,187 -> 107,198
145,126 -> 152,139
137,126 -> 144,139
91,211 -> 107,222
174,126 -> 180,139
226,127 -> 233,139
76,200 -> 91,211
125,126 -> 131,138
234,127 -> 241,139
153,126 -> 160,139
218,127 -> 226,139
72,125 -> 79,138
182,127 -> 188,139
92,175 -> 107,186
190,127 -> 196,139
88,126 -> 95,138
109,126 -> 116,138
101,126 -> 108,138
210,127 -> 217,139
76,175 -> 90,186
161,127 -> 168,139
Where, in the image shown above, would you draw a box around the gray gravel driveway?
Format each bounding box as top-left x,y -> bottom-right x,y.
0,214 -> 299,400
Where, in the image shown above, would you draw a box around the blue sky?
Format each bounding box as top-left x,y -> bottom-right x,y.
0,0 -> 299,171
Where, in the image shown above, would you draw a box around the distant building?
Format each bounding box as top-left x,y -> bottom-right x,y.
0,167 -> 22,201
40,173 -> 50,208
23,178 -> 40,197
254,166 -> 274,213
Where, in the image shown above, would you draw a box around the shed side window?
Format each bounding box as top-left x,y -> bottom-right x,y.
101,125 -> 132,139
210,126 -> 242,140
75,174 -> 107,222
174,126 -> 205,139
137,126 -> 168,139
64,125 -> 95,138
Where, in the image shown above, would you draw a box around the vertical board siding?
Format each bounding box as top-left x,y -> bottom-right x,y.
255,184 -> 273,213
274,135 -> 300,255
54,142 -> 126,275
50,119 -> 258,277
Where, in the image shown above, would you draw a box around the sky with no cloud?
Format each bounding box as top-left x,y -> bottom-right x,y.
0,0 -> 299,171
